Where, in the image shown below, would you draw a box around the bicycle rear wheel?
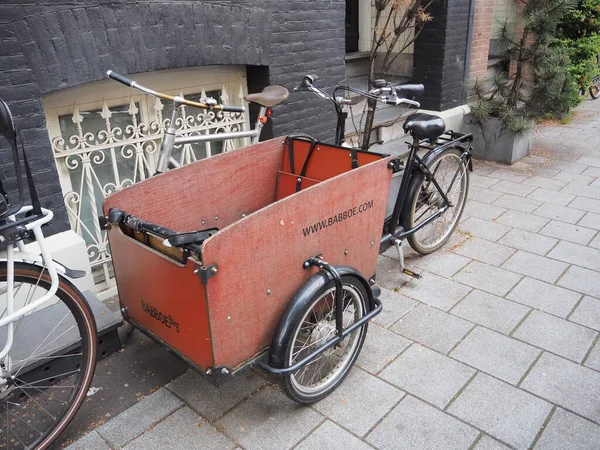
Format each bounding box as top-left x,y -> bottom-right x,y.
401,148 -> 469,255
590,81 -> 600,99
0,262 -> 97,450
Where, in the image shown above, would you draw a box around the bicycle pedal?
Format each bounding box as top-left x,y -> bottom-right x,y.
402,268 -> 422,279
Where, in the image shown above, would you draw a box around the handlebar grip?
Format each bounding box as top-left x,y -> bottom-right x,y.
220,105 -> 245,113
393,83 -> 425,98
294,74 -> 320,92
107,70 -> 135,87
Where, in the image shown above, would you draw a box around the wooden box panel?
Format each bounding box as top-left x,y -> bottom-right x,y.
202,156 -> 393,368
104,138 -> 286,370
106,226 -> 214,369
282,138 -> 385,181
103,138 -> 286,232
104,137 -> 392,371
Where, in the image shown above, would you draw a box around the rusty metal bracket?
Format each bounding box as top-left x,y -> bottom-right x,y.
195,264 -> 218,285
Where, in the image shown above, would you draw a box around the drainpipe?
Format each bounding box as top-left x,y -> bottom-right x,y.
462,0 -> 477,104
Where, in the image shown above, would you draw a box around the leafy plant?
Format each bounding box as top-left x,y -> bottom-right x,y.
472,0 -> 578,133
554,0 -> 600,90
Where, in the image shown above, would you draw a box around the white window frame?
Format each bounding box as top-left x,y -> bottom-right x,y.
43,66 -> 249,295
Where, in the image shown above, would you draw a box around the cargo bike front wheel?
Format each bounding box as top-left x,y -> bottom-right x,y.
280,276 -> 368,404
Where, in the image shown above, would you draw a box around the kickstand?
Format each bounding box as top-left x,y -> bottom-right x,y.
393,239 -> 422,280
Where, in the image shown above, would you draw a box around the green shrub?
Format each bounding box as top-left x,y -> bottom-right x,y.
554,0 -> 600,90
473,0 -> 578,130
530,45 -> 582,117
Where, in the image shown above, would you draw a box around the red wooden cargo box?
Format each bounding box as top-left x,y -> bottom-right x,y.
103,137 -> 392,375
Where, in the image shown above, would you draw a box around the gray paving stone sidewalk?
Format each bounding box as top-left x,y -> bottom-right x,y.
67,98 -> 600,449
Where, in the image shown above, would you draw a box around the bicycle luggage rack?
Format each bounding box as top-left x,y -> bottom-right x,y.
415,130 -> 474,152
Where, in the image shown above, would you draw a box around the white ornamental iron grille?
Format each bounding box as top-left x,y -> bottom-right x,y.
49,81 -> 248,291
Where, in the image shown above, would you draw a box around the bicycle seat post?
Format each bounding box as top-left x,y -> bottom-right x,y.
156,100 -> 182,174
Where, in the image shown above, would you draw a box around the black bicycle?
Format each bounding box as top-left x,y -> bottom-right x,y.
295,75 -> 473,274
590,75 -> 600,99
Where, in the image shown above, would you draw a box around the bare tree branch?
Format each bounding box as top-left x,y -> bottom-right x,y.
360,0 -> 433,150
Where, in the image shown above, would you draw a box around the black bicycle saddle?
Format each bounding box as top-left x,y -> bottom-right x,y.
403,113 -> 446,140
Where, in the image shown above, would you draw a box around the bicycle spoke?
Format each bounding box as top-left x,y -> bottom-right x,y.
19,388 -> 56,422
14,316 -> 73,379
407,150 -> 468,253
0,403 -> 44,437
0,413 -> 28,449
11,352 -> 82,367
11,382 -> 58,401
30,324 -> 77,359
16,369 -> 80,389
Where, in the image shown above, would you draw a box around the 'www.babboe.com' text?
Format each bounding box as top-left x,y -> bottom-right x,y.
302,200 -> 374,237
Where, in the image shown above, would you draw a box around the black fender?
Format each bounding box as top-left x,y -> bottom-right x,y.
422,145 -> 472,172
269,266 -> 373,369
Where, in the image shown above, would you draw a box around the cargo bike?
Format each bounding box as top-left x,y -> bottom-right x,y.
101,72 -> 473,403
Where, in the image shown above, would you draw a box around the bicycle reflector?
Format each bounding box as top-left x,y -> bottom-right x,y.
259,108 -> 273,124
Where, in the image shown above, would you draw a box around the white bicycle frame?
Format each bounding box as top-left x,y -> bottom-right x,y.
0,206 -> 60,361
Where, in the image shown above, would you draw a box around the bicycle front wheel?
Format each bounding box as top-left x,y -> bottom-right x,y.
590,82 -> 600,99
281,276 -> 368,404
401,148 -> 469,255
0,262 -> 97,450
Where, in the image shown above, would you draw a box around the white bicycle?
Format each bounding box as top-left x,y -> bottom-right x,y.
0,99 -> 97,449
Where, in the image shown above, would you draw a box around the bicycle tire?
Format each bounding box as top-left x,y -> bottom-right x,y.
400,147 -> 469,255
590,83 -> 600,99
281,276 -> 368,404
0,262 -> 97,450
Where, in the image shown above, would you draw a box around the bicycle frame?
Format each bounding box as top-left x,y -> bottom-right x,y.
158,101 -> 269,173
381,133 -> 472,253
0,207 -> 59,361
106,70 -> 275,175
296,76 -> 473,254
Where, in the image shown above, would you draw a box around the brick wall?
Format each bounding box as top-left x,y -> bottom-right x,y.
469,0 -> 494,84
412,0 -> 472,111
0,0 -> 346,235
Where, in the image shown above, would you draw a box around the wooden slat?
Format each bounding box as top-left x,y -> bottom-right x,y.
275,171 -> 320,201
282,138 -> 385,181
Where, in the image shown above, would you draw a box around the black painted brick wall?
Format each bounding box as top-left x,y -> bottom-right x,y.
413,0 -> 470,111
0,0 -> 346,235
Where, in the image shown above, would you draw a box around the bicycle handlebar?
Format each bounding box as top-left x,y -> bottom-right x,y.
107,70 -> 136,87
106,70 -> 245,113
296,73 -> 422,108
294,74 -> 319,92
